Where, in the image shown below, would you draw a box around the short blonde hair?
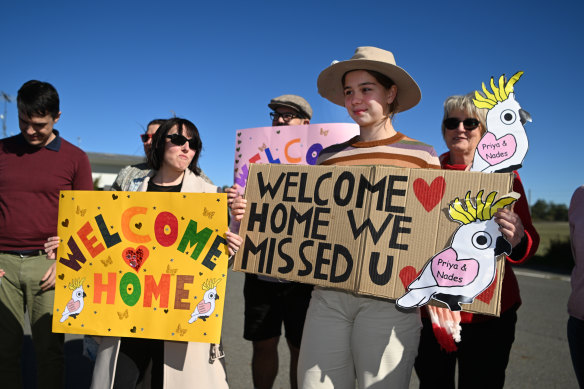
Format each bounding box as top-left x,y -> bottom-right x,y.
441,93 -> 488,139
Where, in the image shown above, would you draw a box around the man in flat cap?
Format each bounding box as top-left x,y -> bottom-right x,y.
243,94 -> 313,389
268,94 -> 312,127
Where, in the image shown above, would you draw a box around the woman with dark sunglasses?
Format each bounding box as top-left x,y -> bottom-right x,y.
87,118 -> 240,388
414,94 -> 539,389
112,118 -> 215,191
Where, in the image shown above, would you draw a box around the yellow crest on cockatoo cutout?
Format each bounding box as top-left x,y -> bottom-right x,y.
202,278 -> 221,291
473,71 -> 523,109
449,190 -> 519,225
68,278 -> 85,290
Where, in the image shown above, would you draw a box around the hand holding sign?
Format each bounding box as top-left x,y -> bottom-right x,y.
230,197 -> 247,224
45,236 -> 61,260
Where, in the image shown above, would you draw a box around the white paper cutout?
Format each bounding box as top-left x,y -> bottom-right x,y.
189,278 -> 221,324
396,191 -> 518,311
60,278 -> 86,322
470,71 -> 532,173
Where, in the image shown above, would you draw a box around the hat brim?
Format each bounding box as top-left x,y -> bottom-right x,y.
267,102 -> 310,119
317,59 -> 421,113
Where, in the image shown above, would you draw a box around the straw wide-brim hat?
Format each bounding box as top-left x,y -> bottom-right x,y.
317,46 -> 421,113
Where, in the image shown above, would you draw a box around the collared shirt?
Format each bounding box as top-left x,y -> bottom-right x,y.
0,129 -> 93,250
14,129 -> 63,151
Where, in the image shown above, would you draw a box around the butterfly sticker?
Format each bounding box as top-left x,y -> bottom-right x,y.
165,264 -> 178,275
320,128 -> 329,136
117,309 -> 129,320
100,256 -> 113,267
203,207 -> 215,219
76,205 -> 87,217
176,323 -> 187,336
258,143 -> 267,152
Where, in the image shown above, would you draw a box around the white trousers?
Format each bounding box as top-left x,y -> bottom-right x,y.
298,288 -> 421,389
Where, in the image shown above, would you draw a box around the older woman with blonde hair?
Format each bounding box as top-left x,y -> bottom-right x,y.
414,93 -> 539,388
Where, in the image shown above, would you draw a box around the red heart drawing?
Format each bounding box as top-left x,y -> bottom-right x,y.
399,266 -> 421,290
476,270 -> 498,304
122,246 -> 149,272
413,177 -> 446,212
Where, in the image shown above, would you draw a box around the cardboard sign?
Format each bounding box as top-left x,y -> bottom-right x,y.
233,123 -> 359,193
471,71 -> 531,173
232,164 -> 515,316
52,191 -> 229,343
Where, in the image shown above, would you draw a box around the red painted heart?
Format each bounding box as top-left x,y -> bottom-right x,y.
122,246 -> 149,272
399,266 -> 421,290
476,270 -> 497,304
413,177 -> 446,212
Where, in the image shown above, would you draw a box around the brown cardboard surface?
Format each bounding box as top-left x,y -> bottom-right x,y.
233,163 -> 515,316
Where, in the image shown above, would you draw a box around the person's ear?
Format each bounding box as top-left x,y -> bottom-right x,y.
387,85 -> 398,105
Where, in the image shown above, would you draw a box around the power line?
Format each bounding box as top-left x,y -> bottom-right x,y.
1,92 -> 14,138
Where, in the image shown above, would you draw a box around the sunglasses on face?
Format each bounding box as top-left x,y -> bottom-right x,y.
140,133 -> 153,143
166,133 -> 197,150
270,112 -> 300,122
443,118 -> 480,131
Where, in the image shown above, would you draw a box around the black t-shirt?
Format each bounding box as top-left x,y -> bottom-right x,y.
147,180 -> 182,192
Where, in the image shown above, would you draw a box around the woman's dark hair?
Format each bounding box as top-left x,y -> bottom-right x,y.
147,117 -> 202,175
17,80 -> 60,119
147,118 -> 167,129
342,69 -> 400,117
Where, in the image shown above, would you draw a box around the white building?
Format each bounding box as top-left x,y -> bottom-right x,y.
86,152 -> 144,190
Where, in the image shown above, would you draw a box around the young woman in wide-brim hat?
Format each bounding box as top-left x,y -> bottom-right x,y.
297,47 -> 441,389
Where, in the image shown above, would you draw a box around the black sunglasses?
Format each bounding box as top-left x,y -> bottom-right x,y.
443,118 -> 480,131
270,112 -> 301,121
166,133 -> 197,150
140,133 -> 153,143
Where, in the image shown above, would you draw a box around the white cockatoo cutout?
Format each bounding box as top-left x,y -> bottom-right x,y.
189,278 -> 221,323
471,71 -> 532,173
396,191 -> 518,311
60,278 -> 86,322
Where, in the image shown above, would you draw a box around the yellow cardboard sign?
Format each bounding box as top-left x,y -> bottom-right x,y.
52,191 -> 228,343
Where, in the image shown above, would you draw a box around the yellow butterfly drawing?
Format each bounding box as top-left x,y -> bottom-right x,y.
320,128 -> 329,136
203,207 -> 215,219
176,324 -> 187,336
258,143 -> 267,152
76,205 -> 87,217
100,256 -> 113,267
117,309 -> 129,320
165,264 -> 178,275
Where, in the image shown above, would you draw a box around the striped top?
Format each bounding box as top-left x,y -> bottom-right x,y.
317,132 -> 441,169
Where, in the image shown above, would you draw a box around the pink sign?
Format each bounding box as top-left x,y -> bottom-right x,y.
233,123 -> 359,193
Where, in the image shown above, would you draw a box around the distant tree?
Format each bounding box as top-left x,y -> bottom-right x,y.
531,199 -> 568,221
550,203 -> 568,221
531,199 -> 550,220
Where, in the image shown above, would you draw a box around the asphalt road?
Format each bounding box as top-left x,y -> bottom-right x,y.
22,268 -> 577,388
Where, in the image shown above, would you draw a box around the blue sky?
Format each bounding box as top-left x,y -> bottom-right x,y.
1,0 -> 581,205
